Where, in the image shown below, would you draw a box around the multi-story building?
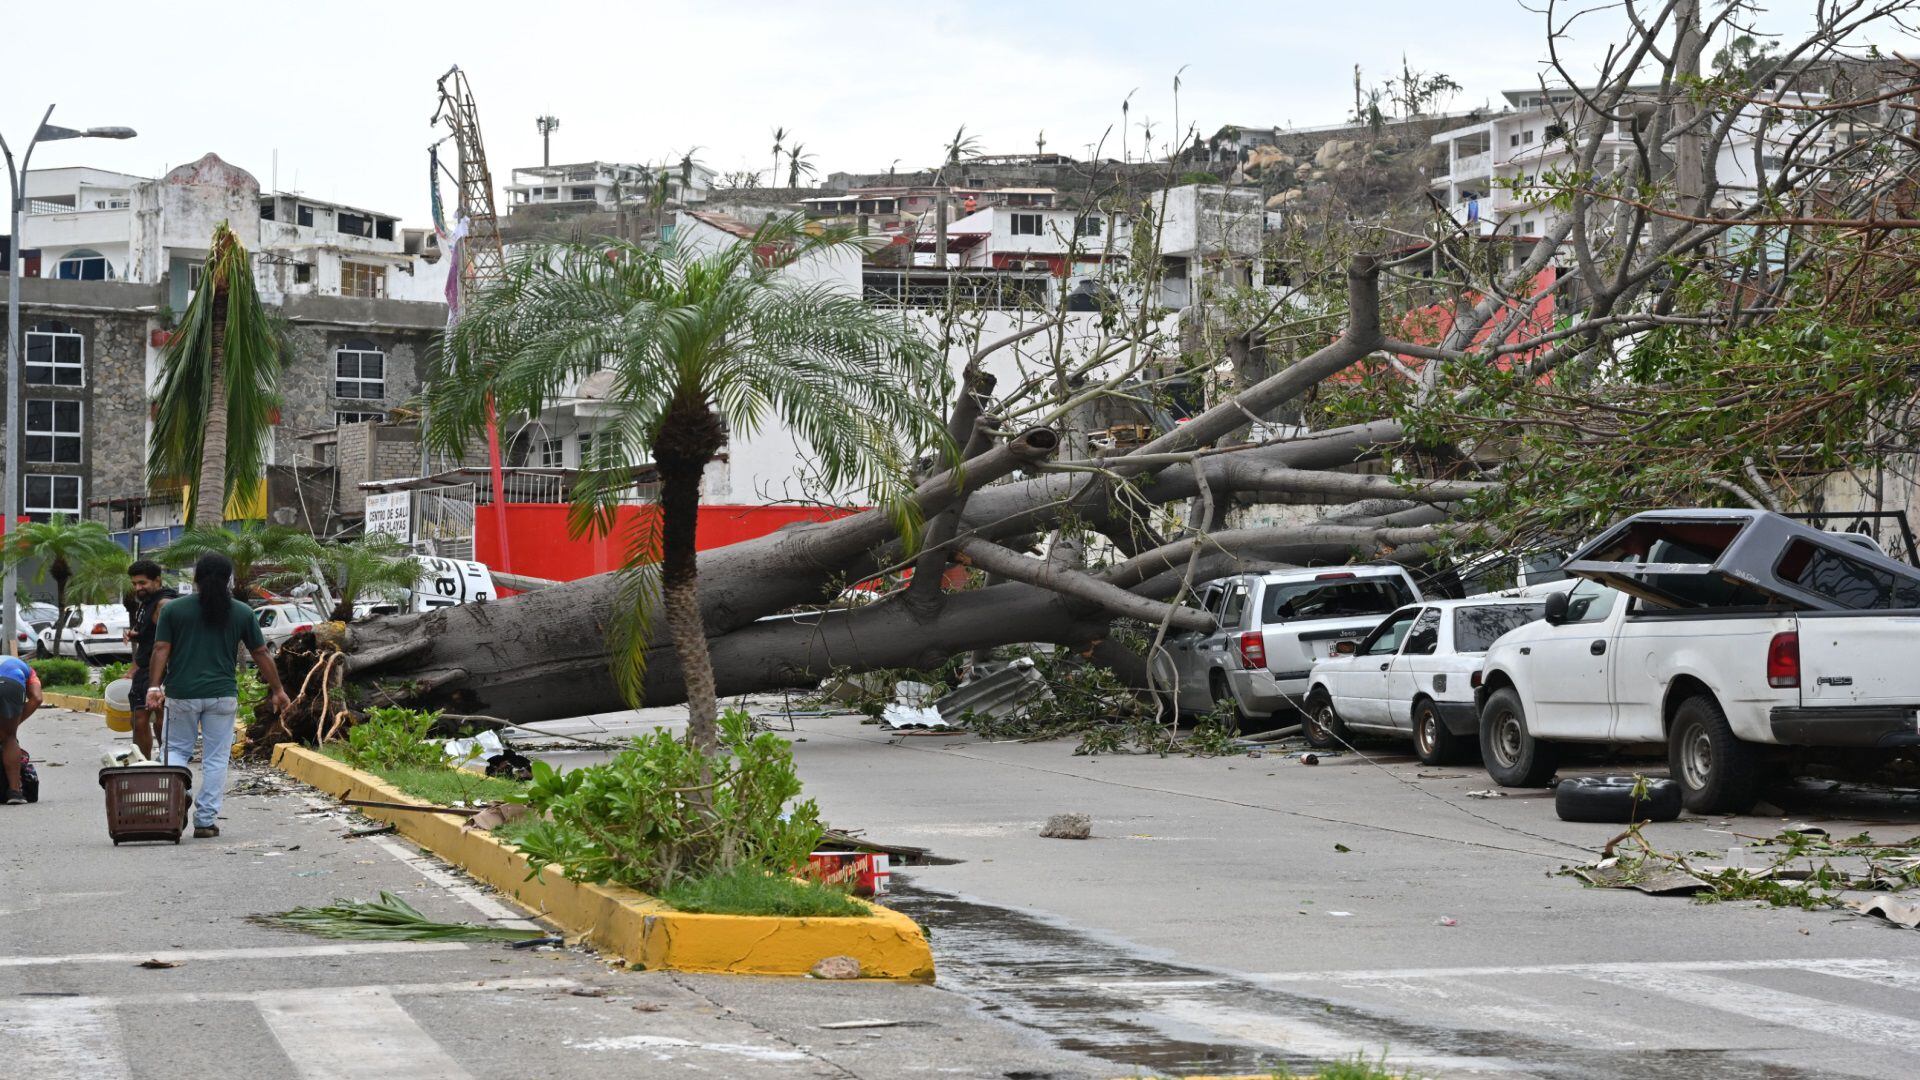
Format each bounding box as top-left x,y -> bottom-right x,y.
4,153 -> 448,536
504,160 -> 714,217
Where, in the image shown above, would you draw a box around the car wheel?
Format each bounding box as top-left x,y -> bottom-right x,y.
1413,698 -> 1472,766
1478,687 -> 1559,787
1303,691 -> 1347,750
1207,672 -> 1248,733
1668,694 -> 1762,814
1554,775 -> 1682,823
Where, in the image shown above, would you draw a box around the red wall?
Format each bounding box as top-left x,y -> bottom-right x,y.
474,503 -> 853,584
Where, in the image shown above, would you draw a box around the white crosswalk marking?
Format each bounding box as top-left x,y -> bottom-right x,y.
1578,966 -> 1920,1047
0,998 -> 132,1080
256,987 -> 474,1080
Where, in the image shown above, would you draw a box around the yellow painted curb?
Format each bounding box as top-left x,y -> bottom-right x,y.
45,692 -> 107,714
271,744 -> 936,981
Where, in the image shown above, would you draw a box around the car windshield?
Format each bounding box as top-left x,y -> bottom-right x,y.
1452,604 -> 1545,652
1261,575 -> 1415,623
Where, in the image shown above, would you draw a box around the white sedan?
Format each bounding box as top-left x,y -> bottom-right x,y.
255,603 -> 329,654
38,605 -> 133,663
1303,596 -> 1545,764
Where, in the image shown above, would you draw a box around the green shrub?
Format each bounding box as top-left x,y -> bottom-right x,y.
100,661 -> 132,685
513,709 -> 824,894
31,658 -> 87,689
340,706 -> 445,772
658,865 -> 868,918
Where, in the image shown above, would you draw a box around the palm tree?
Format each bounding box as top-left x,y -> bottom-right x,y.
785,143 -> 816,188
157,523 -> 322,600
149,222 -> 283,528
769,127 -> 788,189
429,218 -> 946,751
2,516 -> 129,656
314,534 -> 422,622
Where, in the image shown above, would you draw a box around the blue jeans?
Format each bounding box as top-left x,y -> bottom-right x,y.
164,697 -> 238,829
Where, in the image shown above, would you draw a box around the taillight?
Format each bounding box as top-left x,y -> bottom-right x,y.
1767,631 -> 1800,689
1470,670 -> 1483,689
91,623 -> 108,635
291,624 -> 313,635
1315,572 -> 1356,580
1237,631 -> 1267,669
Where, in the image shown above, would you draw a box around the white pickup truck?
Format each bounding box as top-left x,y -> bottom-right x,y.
1476,509 -> 1920,812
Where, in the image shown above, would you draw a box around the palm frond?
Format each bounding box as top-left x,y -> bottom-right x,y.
249,891 -> 545,942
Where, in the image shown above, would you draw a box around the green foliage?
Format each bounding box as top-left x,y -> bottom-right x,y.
657,865 -> 868,918
30,658 -> 88,688
314,533 -> 422,620
156,523 -> 322,598
1177,170 -> 1221,185
148,222 -> 285,521
251,891 -> 545,942
237,667 -> 267,714
2,517 -> 131,655
340,706 -> 445,772
512,709 -> 824,893
100,661 -> 132,685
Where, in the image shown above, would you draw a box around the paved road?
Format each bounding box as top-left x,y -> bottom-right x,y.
525,704 -> 1920,1079
0,708 -> 1107,1080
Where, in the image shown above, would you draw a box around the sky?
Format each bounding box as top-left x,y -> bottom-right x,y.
3,0 -> 1898,226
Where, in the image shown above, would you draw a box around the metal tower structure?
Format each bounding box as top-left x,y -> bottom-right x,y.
432,66 -> 506,290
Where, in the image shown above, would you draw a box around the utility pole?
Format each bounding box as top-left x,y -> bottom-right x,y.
1673,0 -> 1705,208
535,115 -> 560,168
1,107 -> 135,654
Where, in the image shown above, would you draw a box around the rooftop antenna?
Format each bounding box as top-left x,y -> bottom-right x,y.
535,114 -> 560,167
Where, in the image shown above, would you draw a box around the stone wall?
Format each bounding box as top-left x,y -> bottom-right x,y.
7,290 -> 152,523
334,423 -> 373,517
272,322 -> 434,468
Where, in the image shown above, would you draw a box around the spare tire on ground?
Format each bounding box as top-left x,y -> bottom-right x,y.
1554,775 -> 1683,823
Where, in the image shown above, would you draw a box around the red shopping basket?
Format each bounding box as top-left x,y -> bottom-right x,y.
98,764 -> 192,844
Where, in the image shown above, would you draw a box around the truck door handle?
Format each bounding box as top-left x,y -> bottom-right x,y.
1519,647 -> 1531,655
1590,640 -> 1607,656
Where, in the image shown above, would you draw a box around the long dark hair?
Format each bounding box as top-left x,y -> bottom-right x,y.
194,552 -> 234,628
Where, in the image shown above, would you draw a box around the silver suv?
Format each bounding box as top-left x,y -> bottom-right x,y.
1152,565 -> 1423,721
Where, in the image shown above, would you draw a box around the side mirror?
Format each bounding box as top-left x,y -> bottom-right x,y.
1542,591 -> 1570,626
1333,640 -> 1357,657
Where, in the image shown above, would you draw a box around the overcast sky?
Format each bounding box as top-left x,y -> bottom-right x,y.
3,1 -> 1889,224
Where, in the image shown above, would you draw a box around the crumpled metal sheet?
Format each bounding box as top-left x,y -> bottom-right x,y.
1573,858 -> 1710,896
1845,895 -> 1920,929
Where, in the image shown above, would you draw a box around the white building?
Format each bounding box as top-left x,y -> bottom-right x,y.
927,204 -> 1119,275
505,160 -> 714,214
1430,86 -> 1828,236
15,155 -> 446,307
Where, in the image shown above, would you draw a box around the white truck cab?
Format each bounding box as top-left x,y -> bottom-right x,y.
1476,509 -> 1920,812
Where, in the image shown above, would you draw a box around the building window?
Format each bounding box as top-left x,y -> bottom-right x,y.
297,204 -> 315,227
23,475 -> 81,520
24,322 -> 84,387
537,439 -> 564,468
337,211 -> 374,237
1075,214 -> 1103,237
294,263 -> 313,284
576,431 -> 595,468
1522,129 -> 1536,144
335,410 -> 386,426
25,400 -> 82,465
186,263 -> 203,296
341,262 -> 386,299
542,187 -> 559,199
1010,212 -> 1043,236
1509,133 -> 1520,148
570,186 -> 595,201
335,341 -> 386,400
55,249 -> 111,280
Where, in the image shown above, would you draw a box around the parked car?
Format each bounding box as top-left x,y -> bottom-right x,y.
11,603 -> 57,654
1152,565 -> 1424,722
255,603 -> 329,654
38,605 -> 132,663
1303,596 -> 1547,762
1476,509 -> 1920,812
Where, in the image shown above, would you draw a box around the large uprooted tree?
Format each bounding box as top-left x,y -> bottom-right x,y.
259,0 -> 1920,746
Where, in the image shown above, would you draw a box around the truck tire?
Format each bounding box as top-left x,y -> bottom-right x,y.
1554,775 -> 1682,823
1303,690 -> 1347,750
1668,694 -> 1762,814
1413,698 -> 1473,766
1479,687 -> 1559,787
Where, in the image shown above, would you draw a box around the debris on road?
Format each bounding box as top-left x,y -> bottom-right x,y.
936,659 -> 1052,725
1334,843 -> 1351,853
1299,753 -> 1320,766
462,802 -> 533,832
1466,789 -> 1506,799
810,955 -> 863,980
819,1019 -> 923,1030
1844,895 -> 1920,929
252,891 -> 548,942
1437,916 -> 1458,927
1040,813 -> 1092,840
1555,775 -> 1682,824
138,959 -> 178,969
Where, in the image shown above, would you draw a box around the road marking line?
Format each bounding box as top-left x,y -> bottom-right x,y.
1580,967 -> 1920,1047
23,977 -> 580,1009
0,941 -> 468,968
1248,955 -> 1920,984
1147,997 -> 1522,1074
0,998 -> 132,1080
258,986 -> 473,1080
366,834 -> 543,932
1805,957 -> 1920,992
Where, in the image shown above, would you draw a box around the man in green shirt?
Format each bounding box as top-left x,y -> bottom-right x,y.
146,552 -> 292,838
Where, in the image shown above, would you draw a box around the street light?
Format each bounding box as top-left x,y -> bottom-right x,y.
1,106 -> 136,654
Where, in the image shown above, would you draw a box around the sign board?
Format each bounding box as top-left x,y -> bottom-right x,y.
365,492 -> 412,541
414,557 -> 495,611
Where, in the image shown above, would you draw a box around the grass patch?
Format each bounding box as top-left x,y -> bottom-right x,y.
1269,1054 -> 1402,1079
321,746 -> 524,806
657,865 -> 871,918
43,683 -> 100,698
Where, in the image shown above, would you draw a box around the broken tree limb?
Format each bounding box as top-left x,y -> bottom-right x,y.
1103,524 -> 1455,591
342,636 -> 434,675
956,538 -> 1214,632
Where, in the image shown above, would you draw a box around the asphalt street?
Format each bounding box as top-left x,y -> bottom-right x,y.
523,703 -> 1920,1079
0,707 -> 1108,1080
